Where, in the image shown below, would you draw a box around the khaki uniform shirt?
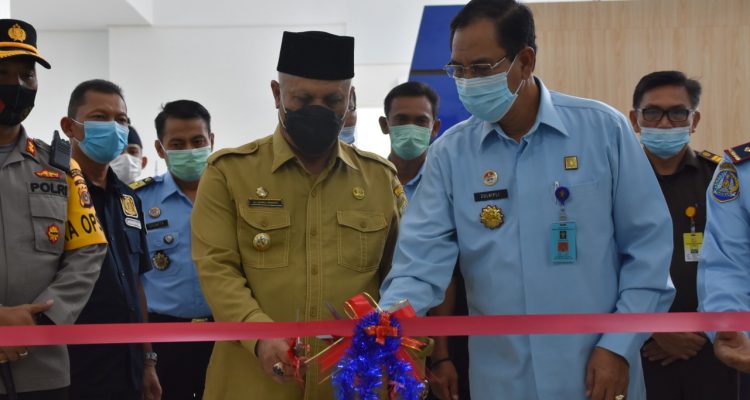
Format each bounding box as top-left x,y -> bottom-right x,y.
192,128 -> 405,400
0,129 -> 106,393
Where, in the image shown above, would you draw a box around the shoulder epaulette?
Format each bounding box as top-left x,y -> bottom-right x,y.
32,138 -> 51,152
698,149 -> 723,164
129,177 -> 154,191
208,141 -> 262,164
351,146 -> 397,174
724,142 -> 750,165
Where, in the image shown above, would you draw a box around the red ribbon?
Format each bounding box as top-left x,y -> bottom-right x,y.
1,312 -> 750,347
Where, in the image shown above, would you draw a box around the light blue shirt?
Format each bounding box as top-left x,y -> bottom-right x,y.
698,157 -> 749,318
402,163 -> 425,201
138,172 -> 211,318
380,80 -> 674,400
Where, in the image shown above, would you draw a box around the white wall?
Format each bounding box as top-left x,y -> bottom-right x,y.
16,0 -> 607,177
24,31 -> 109,139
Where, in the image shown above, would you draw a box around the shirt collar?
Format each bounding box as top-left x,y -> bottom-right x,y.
404,162 -> 426,188
480,77 -> 569,148
271,125 -> 358,173
157,172 -> 185,203
14,127 -> 39,161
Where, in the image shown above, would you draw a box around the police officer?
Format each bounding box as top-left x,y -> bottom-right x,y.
191,31 -> 404,400
132,100 -> 214,399
0,19 -> 107,400
628,71 -> 737,399
378,1 -> 675,399
698,143 -> 750,373
59,79 -> 161,400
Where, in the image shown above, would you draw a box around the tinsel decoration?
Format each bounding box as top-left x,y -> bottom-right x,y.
332,310 -> 425,400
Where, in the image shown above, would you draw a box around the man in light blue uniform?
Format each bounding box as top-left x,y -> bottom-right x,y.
379,1 -> 674,399
131,100 -> 214,399
697,142 -> 750,374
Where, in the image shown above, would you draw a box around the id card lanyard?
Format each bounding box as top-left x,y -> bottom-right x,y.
683,205 -> 703,262
551,182 -> 577,263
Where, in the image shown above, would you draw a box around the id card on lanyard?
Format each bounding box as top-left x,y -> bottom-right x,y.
551,183 -> 577,263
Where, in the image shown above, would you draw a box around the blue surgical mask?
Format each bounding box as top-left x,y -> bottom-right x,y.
639,126 -> 690,159
455,57 -> 523,122
339,126 -> 355,145
76,120 -> 129,164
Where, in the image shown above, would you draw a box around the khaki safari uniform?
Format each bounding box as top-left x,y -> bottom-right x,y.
0,129 -> 106,393
192,127 -> 405,400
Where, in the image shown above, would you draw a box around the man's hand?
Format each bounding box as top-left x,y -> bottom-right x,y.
142,364 -> 162,400
585,346 -> 629,400
0,301 -> 53,363
714,331 -> 750,373
429,359 -> 459,400
257,338 -> 306,384
642,332 -> 706,366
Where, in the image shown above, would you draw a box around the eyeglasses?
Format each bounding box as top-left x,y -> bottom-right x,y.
637,107 -> 693,123
443,57 -> 507,79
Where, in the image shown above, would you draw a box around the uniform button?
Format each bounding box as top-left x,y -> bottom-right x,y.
310,228 -> 317,236
311,190 -> 317,198
261,220 -> 268,227
310,306 -> 317,318
359,221 -> 367,229
120,272 -> 126,277
311,266 -> 318,275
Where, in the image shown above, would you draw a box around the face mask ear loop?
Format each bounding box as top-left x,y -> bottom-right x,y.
278,99 -> 288,130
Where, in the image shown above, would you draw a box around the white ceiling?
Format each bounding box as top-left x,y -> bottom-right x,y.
10,0 -> 152,30
11,0 -> 606,31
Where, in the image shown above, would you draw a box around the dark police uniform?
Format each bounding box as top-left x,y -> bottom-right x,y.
68,168 -> 151,400
641,147 -> 738,400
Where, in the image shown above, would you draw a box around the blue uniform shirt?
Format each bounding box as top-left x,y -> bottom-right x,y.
137,172 -> 211,318
698,156 -> 749,316
402,163 -> 425,201
380,79 -> 675,400
69,168 -> 150,393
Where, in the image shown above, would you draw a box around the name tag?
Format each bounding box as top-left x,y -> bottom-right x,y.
125,217 -> 142,230
550,222 -> 577,263
683,232 -> 703,262
474,190 -> 508,202
248,199 -> 284,208
146,220 -> 168,230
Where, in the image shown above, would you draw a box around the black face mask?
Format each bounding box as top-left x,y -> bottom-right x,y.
0,85 -> 36,126
282,104 -> 343,156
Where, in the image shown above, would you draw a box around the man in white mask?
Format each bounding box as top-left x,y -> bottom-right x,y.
110,126 -> 147,183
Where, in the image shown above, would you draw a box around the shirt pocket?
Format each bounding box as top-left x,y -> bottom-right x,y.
238,208 -> 291,269
336,210 -> 388,272
147,231 -> 179,275
29,194 -> 66,254
125,227 -> 143,254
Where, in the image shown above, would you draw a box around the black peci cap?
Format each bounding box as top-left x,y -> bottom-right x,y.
276,31 -> 354,80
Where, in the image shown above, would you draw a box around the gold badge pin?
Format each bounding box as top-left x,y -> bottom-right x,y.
149,207 -> 161,218
253,233 -> 271,252
480,205 -> 504,229
353,187 -> 365,200
8,24 -> 26,42
120,195 -> 139,218
564,156 -> 578,170
152,251 -> 170,271
483,170 -> 498,186
256,187 -> 268,198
